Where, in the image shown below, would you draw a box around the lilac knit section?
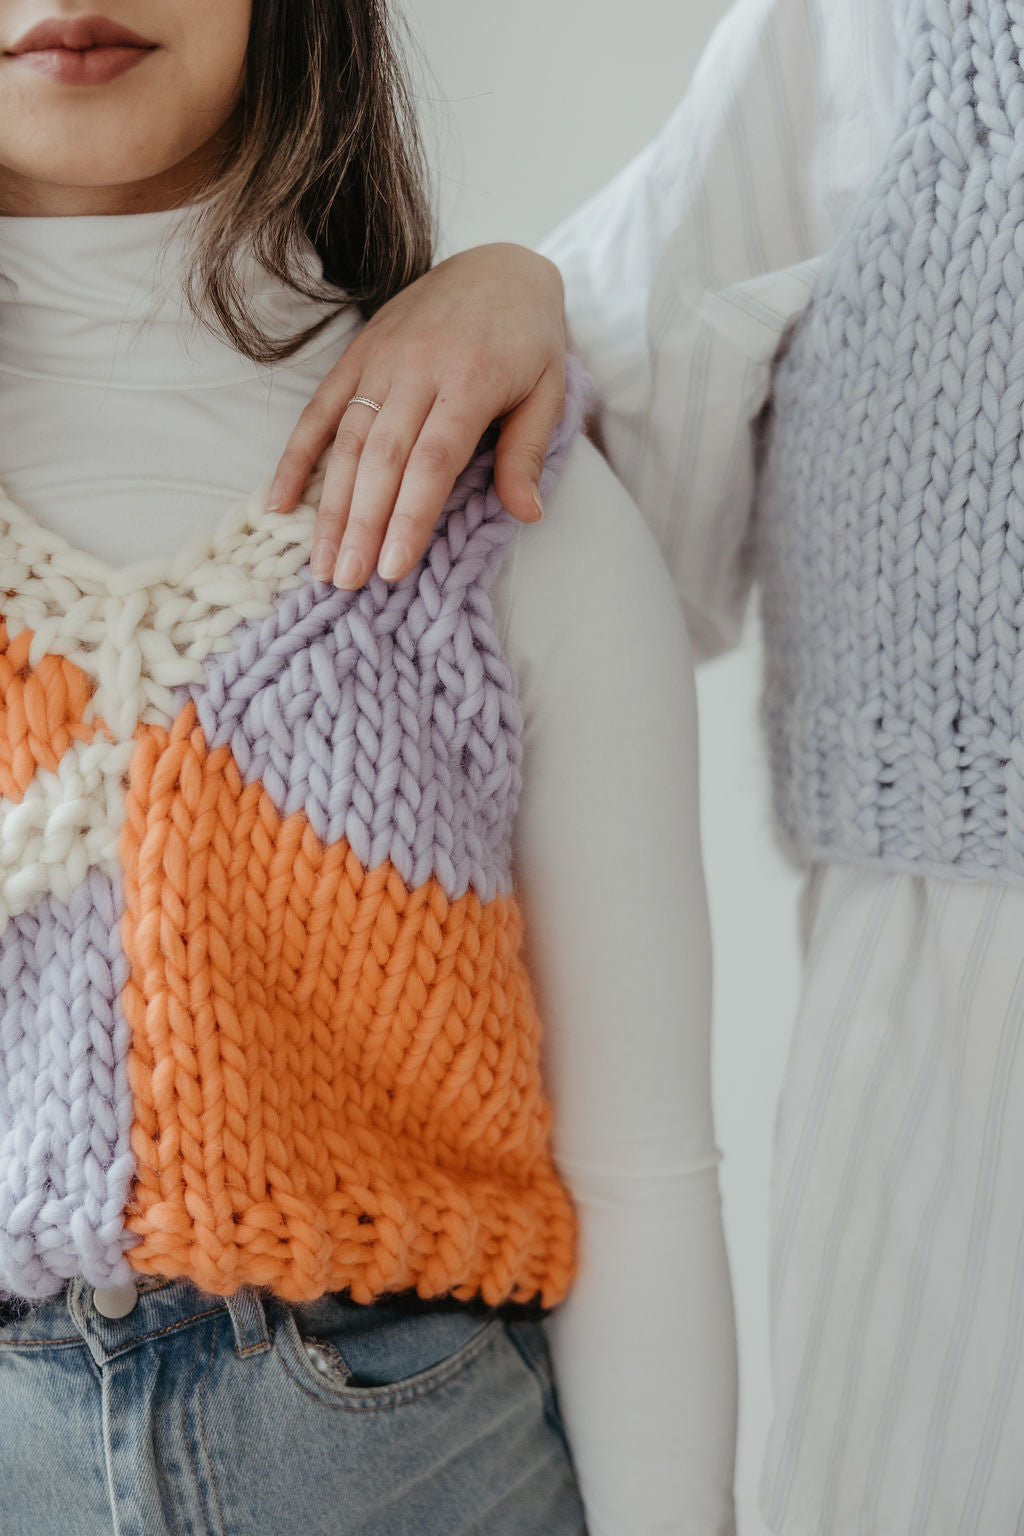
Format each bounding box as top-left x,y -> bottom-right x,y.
186,356 -> 591,903
0,866 -> 138,1302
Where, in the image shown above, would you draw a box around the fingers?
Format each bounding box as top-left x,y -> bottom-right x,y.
492,364 -> 567,523
309,370 -> 568,589
267,355 -> 363,514
311,383 -> 433,586
369,397 -> 508,578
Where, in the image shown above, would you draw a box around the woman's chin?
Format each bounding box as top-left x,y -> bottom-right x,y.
0,155 -> 174,194
0,120 -> 226,210
0,58 -> 237,209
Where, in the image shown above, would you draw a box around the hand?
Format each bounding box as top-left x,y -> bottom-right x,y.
266,243 -> 568,588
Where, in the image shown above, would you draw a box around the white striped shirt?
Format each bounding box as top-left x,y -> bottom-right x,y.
542,0 -> 897,665
543,1 -> 1024,1531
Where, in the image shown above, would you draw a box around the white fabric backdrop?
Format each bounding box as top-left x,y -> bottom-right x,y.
404,3 -> 803,1530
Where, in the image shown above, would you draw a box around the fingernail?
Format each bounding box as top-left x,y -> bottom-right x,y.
266,477 -> 285,512
532,487 -> 544,520
378,542 -> 408,581
310,540 -> 335,581
333,548 -> 364,589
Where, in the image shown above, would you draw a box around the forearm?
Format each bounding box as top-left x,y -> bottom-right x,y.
545,1175 -> 737,1536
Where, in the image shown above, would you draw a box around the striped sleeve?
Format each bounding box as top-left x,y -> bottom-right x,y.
540,0 -> 898,663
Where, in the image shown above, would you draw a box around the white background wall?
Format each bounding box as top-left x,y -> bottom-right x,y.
404,3 -> 806,1532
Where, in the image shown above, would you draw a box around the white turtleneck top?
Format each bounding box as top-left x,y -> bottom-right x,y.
0,210 -> 361,550
0,209 -> 736,1536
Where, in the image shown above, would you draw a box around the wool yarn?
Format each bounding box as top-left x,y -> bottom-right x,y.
0,358 -> 589,1309
756,0 -> 1024,886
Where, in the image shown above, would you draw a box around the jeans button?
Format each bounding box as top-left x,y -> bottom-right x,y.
92,1284 -> 138,1319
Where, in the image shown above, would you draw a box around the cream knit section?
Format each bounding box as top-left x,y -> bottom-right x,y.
0,476 -> 325,741
0,736 -> 134,925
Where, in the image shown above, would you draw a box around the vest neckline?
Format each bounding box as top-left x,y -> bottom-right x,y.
0,470 -> 325,744
0,473 -> 317,601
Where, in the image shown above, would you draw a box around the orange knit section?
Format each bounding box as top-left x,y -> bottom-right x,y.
0,616 -> 111,798
118,699 -> 576,1307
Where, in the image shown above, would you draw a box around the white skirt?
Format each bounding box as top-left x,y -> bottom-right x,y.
762,859 -> 1024,1536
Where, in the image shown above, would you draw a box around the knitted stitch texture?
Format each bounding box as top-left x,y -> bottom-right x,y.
0,357 -> 589,1308
755,0 -> 1024,884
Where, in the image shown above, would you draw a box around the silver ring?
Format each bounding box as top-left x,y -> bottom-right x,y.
348,395 -> 383,414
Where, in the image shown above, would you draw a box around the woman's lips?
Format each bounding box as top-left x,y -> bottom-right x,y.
5,16 -> 156,86
9,45 -> 152,84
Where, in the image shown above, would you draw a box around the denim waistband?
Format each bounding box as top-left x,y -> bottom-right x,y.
0,1274 -> 547,1355
0,1275 -> 272,1364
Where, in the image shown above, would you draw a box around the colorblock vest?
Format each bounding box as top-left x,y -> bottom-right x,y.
756,0 -> 1024,886
0,360 -> 587,1309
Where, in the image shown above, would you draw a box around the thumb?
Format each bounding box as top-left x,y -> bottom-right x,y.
493,366 -> 566,522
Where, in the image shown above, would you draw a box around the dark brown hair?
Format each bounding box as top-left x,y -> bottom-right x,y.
181,0 -> 435,363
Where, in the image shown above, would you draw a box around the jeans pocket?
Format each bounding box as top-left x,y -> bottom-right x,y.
502,1317 -> 573,1450
275,1293 -> 503,1408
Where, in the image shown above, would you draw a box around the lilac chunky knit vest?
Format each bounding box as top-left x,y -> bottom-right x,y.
756,0 -> 1024,885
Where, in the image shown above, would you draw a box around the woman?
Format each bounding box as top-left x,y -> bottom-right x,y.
0,2 -> 737,1534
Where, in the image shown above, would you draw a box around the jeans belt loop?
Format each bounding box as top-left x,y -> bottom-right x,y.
224,1283 -> 272,1358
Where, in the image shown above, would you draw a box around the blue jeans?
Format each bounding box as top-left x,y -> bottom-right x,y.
0,1275 -> 587,1535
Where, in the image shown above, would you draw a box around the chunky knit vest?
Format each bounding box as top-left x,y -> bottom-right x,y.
0,362 -> 587,1309
756,0 -> 1024,884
